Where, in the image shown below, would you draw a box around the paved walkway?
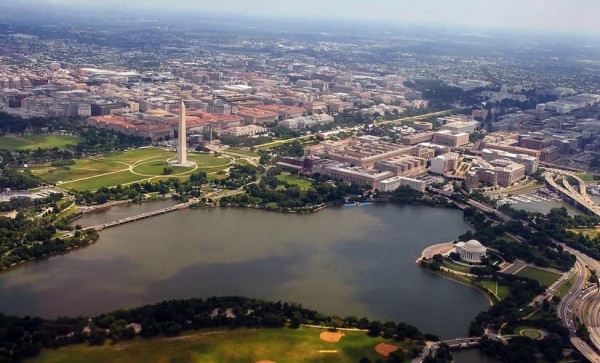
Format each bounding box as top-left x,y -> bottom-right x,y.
421,241 -> 455,259
500,259 -> 527,274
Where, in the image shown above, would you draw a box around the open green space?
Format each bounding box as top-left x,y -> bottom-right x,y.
131,160 -> 196,176
567,227 -> 600,238
576,173 -> 595,182
97,148 -> 173,163
24,327 -> 416,363
515,266 -> 561,288
36,159 -> 128,184
477,279 -> 510,300
441,260 -> 473,273
0,134 -> 83,150
34,148 -> 232,191
187,153 -> 233,167
64,171 -> 151,191
514,326 -> 544,340
223,148 -> 260,158
276,173 -> 313,190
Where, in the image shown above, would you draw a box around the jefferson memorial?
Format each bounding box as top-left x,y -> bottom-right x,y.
455,240 -> 487,263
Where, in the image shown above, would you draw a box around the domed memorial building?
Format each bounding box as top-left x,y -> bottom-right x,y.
455,240 -> 487,263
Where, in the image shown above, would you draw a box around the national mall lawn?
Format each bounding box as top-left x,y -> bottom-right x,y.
27,147 -> 237,191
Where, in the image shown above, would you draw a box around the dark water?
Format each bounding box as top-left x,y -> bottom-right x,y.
0,203 -> 488,339
453,349 -> 501,363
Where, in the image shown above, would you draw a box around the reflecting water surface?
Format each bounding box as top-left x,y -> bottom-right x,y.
0,203 -> 487,338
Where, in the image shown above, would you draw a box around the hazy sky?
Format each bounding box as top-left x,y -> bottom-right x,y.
21,0 -> 600,33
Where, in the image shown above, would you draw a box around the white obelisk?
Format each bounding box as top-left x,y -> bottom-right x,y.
177,100 -> 188,165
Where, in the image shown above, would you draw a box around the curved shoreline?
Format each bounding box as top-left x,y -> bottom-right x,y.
419,265 -> 496,307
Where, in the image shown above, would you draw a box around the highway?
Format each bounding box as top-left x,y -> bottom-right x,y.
544,170 -> 600,216
558,245 -> 600,362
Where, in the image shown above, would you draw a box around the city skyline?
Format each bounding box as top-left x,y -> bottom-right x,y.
5,0 -> 600,34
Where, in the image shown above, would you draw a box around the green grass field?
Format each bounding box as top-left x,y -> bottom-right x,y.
477,280 -> 510,300
515,266 -> 561,288
24,327 -> 419,363
35,148 -> 233,191
576,173 -> 595,182
441,260 -> 473,274
276,173 -> 313,190
0,134 -> 83,150
567,227 -> 600,238
513,326 -> 544,340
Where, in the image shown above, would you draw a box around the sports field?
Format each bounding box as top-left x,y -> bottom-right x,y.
0,134 -> 83,150
515,266 -> 561,288
23,327 -> 419,363
34,147 -> 234,191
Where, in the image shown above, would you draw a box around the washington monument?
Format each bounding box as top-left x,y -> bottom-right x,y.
172,100 -> 193,166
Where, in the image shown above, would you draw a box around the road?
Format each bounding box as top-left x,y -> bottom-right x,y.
558,245 -> 600,362
411,337 -> 481,363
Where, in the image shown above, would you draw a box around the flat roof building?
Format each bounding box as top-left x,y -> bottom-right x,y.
433,130 -> 470,147
379,176 -> 426,192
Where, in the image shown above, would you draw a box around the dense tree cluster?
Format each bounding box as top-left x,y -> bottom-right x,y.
271,140 -> 305,157
0,169 -> 43,190
218,134 -> 272,147
220,168 -> 365,212
71,172 -> 209,205
271,126 -> 301,139
0,210 -> 98,270
0,193 -> 62,213
480,332 -> 569,363
403,79 -> 483,107
217,164 -> 261,189
459,208 -> 575,271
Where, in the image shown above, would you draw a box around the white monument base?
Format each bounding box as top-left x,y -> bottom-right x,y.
168,160 -> 196,167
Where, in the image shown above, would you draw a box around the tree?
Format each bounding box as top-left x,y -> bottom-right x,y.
368,320 -> 383,336
330,318 -> 342,331
88,327 -> 108,345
